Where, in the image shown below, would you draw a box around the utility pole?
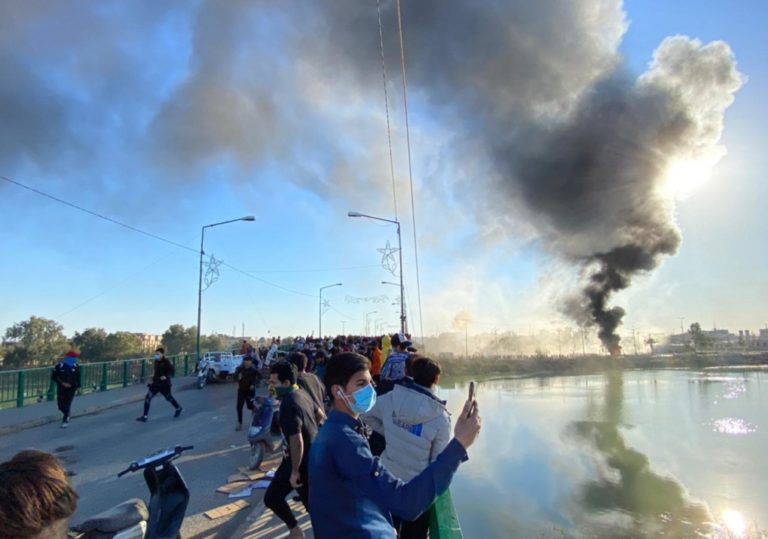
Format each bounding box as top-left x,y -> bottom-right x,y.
632,326 -> 638,355
678,317 -> 685,334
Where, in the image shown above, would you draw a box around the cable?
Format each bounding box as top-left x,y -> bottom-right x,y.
242,264 -> 381,274
376,0 -> 399,221
2,174 -> 316,299
1,175 -> 197,254
395,0 -> 425,346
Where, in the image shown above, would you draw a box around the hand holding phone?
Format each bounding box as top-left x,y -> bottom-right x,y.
467,381 -> 476,417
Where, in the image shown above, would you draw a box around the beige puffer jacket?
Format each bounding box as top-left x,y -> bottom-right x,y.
363,383 -> 452,481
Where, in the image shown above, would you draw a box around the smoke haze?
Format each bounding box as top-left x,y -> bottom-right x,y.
0,2 -> 744,345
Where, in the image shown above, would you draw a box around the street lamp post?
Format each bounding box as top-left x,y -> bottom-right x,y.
348,211 -> 406,335
365,311 -> 377,336
319,283 -> 342,339
196,216 -> 255,362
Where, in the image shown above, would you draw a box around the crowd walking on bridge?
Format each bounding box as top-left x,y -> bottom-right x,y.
1,332 -> 481,539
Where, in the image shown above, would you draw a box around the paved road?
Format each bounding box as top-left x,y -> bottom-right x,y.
0,380 -> 299,538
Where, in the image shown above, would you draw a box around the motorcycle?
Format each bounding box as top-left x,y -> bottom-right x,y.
247,395 -> 284,471
70,445 -> 193,539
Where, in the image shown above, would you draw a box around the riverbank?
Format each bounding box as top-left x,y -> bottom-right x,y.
434,351 -> 768,379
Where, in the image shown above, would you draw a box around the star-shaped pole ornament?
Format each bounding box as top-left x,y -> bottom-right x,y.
203,254 -> 222,291
377,241 -> 399,276
322,299 -> 331,314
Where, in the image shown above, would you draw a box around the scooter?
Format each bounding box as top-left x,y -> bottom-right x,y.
70,445 -> 193,539
247,396 -> 284,470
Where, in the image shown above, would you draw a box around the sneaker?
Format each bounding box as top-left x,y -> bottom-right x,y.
235,423 -> 243,431
136,416 -> 148,422
287,526 -> 305,539
174,407 -> 183,418
60,421 -> 69,429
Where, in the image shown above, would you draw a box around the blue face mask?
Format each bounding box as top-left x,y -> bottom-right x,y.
342,383 -> 377,414
153,353 -> 161,361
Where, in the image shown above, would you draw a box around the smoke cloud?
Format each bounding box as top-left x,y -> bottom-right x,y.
0,2 -> 745,346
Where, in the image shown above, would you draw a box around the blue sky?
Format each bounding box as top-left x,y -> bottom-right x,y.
0,1 -> 765,344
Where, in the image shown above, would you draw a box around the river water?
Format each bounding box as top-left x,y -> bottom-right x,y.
437,369 -> 767,538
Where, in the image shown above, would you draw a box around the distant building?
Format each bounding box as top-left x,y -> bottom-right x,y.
132,333 -> 162,353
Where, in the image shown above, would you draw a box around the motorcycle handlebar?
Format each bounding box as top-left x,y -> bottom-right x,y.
116,445 -> 193,477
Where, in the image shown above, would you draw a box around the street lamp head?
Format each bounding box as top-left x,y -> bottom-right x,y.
347,211 -> 363,218
241,216 -> 256,221
335,282 -> 343,287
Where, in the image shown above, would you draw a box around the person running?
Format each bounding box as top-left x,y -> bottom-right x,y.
235,355 -> 261,431
309,352 -> 481,539
51,349 -> 80,428
265,361 -> 319,539
136,347 -> 182,422
364,356 -> 451,538
0,450 -> 79,539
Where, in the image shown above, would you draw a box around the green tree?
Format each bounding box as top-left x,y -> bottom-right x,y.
3,316 -> 69,368
102,332 -> 144,360
201,333 -> 226,352
72,328 -> 108,361
161,324 -> 196,355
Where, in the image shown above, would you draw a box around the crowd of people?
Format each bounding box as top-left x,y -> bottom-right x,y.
1,333 -> 481,539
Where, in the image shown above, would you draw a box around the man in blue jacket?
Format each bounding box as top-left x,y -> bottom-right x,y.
309,352 -> 481,538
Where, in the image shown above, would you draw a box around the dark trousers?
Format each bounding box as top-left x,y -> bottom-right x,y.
57,387 -> 76,421
236,390 -> 255,424
143,384 -> 180,416
396,508 -> 431,539
264,456 -> 309,529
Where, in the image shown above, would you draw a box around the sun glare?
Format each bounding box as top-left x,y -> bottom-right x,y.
721,509 -> 747,537
661,158 -> 715,199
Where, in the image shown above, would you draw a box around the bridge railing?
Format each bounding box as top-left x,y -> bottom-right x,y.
429,489 -> 464,538
0,354 -> 191,409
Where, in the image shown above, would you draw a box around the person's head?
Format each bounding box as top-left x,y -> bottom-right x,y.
410,356 -> 442,390
325,352 -> 375,417
63,349 -> 79,366
0,450 -> 79,539
154,347 -> 165,360
269,361 -> 297,393
242,355 -> 252,366
287,351 -> 308,373
392,333 -> 412,351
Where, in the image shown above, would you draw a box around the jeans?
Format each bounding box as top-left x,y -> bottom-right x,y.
143,383 -> 180,416
57,387 -> 76,421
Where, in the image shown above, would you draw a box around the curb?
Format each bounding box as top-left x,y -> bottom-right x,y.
0,381 -> 197,437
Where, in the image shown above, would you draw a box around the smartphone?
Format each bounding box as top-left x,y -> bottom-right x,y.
467,381 -> 476,417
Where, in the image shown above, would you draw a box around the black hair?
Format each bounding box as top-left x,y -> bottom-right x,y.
287,351 -> 308,372
324,352 -> 370,402
156,347 -> 165,354
269,361 -> 297,385
410,356 -> 442,388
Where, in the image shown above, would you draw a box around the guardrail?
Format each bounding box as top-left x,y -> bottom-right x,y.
0,354 -> 191,409
429,489 -> 464,538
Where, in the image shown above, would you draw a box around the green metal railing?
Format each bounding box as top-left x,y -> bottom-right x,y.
429,489 -> 464,538
0,354 -> 190,409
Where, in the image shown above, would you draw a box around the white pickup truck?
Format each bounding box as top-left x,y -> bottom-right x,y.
196,351 -> 243,389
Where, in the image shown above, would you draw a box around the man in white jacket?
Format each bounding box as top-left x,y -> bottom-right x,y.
364,356 -> 451,539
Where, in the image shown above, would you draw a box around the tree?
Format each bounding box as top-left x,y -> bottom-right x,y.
3,316 -> 69,368
72,328 -> 108,361
688,322 -> 712,351
201,333 -> 226,352
102,332 -> 144,360
161,324 -> 196,355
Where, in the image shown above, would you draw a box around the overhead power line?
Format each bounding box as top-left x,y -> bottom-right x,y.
1,174 -> 315,298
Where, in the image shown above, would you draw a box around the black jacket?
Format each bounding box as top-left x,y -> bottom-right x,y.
235,364 -> 260,393
52,362 -> 80,389
152,357 -> 175,385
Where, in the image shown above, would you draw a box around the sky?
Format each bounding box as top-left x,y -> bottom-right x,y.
0,1 -> 765,346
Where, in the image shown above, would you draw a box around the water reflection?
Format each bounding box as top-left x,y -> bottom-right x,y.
568,370 -> 712,537
442,371 -> 767,539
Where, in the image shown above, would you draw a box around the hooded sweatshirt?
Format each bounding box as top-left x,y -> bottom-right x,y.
363,382 -> 452,481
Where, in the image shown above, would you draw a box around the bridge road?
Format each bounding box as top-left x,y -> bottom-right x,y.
0,379 -> 313,538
